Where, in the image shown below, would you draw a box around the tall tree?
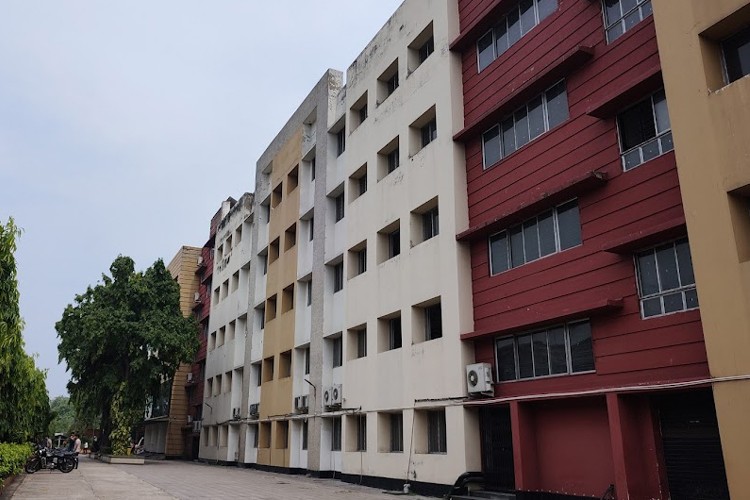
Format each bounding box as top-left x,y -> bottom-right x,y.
56,255 -> 198,450
48,396 -> 76,435
0,218 -> 50,443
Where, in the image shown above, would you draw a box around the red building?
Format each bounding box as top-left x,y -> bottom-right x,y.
452,1 -> 728,498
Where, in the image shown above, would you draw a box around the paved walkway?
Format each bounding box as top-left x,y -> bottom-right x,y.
11,457 -> 432,499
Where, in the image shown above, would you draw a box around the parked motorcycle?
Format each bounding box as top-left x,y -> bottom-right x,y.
24,445 -> 77,474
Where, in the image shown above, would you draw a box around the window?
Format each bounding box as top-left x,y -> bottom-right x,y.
304,347 -> 310,375
389,317 -> 402,350
335,193 -> 345,222
390,413 -> 403,452
420,119 -> 437,148
284,223 -> 296,251
495,320 -> 594,381
477,0 -> 558,71
489,199 -> 581,274
333,262 -> 344,293
482,81 -> 568,168
359,107 -> 368,124
387,72 -> 399,95
378,59 -> 399,102
357,249 -> 367,275
422,208 -> 439,241
357,328 -> 367,358
257,305 -> 265,330
428,410 -> 447,454
279,351 -> 291,378
261,254 -> 268,275
281,285 -> 294,313
262,357 -> 275,383
388,149 -> 400,173
388,229 -> 400,259
425,303 -> 442,341
617,89 -> 673,170
269,238 -> 280,264
336,128 -> 346,156
356,415 -> 367,451
332,336 -> 343,368
349,164 -> 368,201
306,280 -> 312,306
377,137 -> 400,180
309,217 -> 314,241
252,425 -> 259,448
351,92 -> 368,128
419,36 -> 434,64
331,417 -> 342,451
310,156 -> 316,181
603,0 -> 652,43
302,421 -> 308,450
636,238 -> 698,318
723,26 -> 750,84
287,165 -> 299,193
266,295 -> 277,322
272,183 -> 283,208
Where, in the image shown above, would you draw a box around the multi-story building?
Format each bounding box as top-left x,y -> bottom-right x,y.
652,2 -> 750,498
451,0 -> 729,498
200,194 -> 254,463
143,246 -> 201,458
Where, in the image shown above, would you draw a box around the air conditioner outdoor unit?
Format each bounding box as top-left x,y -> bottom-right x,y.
294,395 -> 309,413
197,255 -> 203,266
324,385 -> 342,409
466,363 -> 494,396
194,292 -> 201,303
187,415 -> 193,424
193,419 -> 202,432
232,407 -> 241,420
187,372 -> 194,383
248,403 -> 259,417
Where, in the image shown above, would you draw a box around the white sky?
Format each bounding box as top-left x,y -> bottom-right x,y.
0,0 -> 404,398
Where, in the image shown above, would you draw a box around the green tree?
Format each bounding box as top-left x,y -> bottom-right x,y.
0,218 -> 50,443
56,255 -> 198,450
48,396 -> 75,435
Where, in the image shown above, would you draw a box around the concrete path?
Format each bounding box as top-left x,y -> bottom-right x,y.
11,457 -> 432,499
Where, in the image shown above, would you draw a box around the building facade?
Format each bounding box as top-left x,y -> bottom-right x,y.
143,246 -> 201,458
652,1 -> 750,498
200,194 -> 255,462
452,0 -> 729,498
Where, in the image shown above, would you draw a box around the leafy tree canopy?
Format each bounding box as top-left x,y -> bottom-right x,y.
0,218 -> 50,443
48,396 -> 76,435
56,255 -> 198,448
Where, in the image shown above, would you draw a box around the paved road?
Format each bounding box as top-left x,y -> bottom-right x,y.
11,457 -> 431,499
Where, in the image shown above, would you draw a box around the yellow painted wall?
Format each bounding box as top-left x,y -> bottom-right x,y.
259,127 -> 302,468
652,2 -> 750,498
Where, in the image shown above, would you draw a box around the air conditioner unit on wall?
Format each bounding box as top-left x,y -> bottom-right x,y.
187,372 -> 194,383
194,291 -> 201,303
324,385 -> 342,409
294,395 -> 309,413
197,255 -> 203,266
232,407 -> 241,420
466,363 -> 494,396
248,403 -> 259,417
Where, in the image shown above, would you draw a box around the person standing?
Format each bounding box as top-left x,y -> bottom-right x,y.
73,433 -> 82,453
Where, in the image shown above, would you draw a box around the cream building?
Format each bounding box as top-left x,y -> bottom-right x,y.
200,193 -> 254,462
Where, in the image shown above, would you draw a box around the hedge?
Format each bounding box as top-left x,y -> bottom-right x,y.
0,443 -> 32,488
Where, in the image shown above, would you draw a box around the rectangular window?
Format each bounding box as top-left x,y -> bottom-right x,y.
603,0 -> 652,43
336,128 -> 346,156
387,72 -> 399,95
618,89 -> 673,170
388,229 -> 401,258
358,106 -> 368,124
358,174 -> 367,195
389,318 -> 402,350
357,329 -> 367,358
387,148 -> 400,173
390,413 -> 403,452
636,238 -> 698,318
331,417 -> 342,451
427,410 -> 447,454
489,199 -> 581,274
425,304 -> 442,341
419,36 -> 434,63
333,262 -> 344,293
482,81 -> 568,168
421,119 -> 437,148
304,347 -> 310,375
310,156 -> 316,181
332,336 -> 343,368
309,217 -> 314,241
306,280 -> 312,306
335,193 -> 345,222
356,415 -> 367,451
477,0 -> 558,71
302,421 -> 308,450
357,248 -> 367,275
723,26 -> 750,84
495,320 -> 594,381
422,208 -> 439,241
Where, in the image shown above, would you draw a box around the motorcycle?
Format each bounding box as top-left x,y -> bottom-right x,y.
24,445 -> 77,474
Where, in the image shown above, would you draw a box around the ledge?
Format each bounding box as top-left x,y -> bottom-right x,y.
100,455 -> 145,465
457,170 -> 608,241
461,297 -> 623,341
454,45 -> 594,142
585,65 -> 662,118
450,0 -> 518,52
601,216 -> 687,254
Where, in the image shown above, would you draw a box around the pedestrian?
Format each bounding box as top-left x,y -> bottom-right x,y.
73,433 -> 82,453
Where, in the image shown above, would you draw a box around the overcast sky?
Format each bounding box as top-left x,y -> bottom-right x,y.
0,0 -> 404,398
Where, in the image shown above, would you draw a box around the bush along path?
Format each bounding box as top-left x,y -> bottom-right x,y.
0,443 -> 32,493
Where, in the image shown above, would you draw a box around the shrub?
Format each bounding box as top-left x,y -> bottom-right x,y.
0,443 -> 32,488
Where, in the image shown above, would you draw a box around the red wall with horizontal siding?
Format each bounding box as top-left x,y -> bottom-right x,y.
456,0 -> 709,396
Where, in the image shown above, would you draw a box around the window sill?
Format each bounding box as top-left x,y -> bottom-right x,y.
460,297 -> 622,341
601,216 -> 686,254
454,45 -> 593,143
457,170 -> 608,241
497,369 -> 597,385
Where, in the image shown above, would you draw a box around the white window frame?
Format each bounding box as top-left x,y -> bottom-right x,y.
602,0 -> 652,44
